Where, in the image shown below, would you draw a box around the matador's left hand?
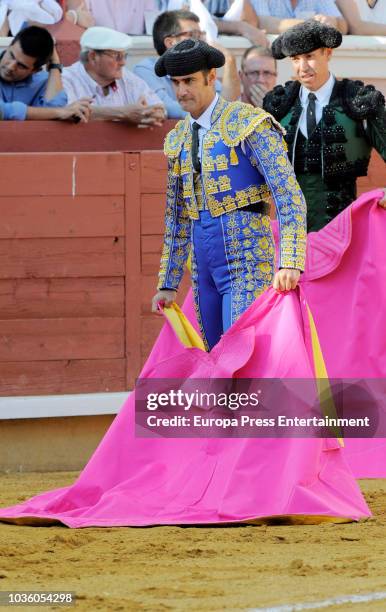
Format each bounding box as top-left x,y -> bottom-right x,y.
273,269 -> 301,293
378,189 -> 386,209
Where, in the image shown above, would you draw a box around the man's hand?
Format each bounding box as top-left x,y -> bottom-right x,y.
56,98 -> 92,122
151,289 -> 177,314
238,22 -> 269,48
124,98 -> 166,127
379,189 -> 386,209
249,82 -> 269,108
313,14 -> 338,28
273,269 -> 301,293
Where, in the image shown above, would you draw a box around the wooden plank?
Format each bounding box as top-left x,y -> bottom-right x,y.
0,237 -> 125,279
0,196 -> 124,239
75,154 -> 125,196
0,318 -> 124,361
140,151 -> 168,193
0,121 -> 176,153
141,193 -> 167,235
125,153 -> 142,387
0,359 -> 126,396
141,235 -> 163,275
0,153 -> 124,196
0,278 -> 124,319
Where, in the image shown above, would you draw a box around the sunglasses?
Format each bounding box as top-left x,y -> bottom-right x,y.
97,50 -> 129,62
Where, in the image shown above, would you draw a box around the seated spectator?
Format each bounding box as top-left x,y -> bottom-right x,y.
249,0 -> 348,34
0,25 -> 90,121
63,26 -> 166,126
336,0 -> 386,34
159,1 -> 269,46
66,0 -> 159,34
133,9 -> 240,119
0,0 -> 62,36
239,46 -> 277,107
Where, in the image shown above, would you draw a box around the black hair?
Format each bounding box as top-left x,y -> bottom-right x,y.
12,26 -> 54,68
153,10 -> 199,56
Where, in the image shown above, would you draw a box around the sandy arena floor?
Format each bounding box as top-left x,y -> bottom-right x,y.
0,473 -> 386,612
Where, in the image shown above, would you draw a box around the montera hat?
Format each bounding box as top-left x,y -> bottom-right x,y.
155,39 -> 225,77
271,19 -> 342,60
80,26 -> 131,51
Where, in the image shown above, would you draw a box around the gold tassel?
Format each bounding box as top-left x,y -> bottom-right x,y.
173,157 -> 180,175
230,146 -> 239,166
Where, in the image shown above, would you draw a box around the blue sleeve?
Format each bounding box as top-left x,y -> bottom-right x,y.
133,63 -> 186,119
158,158 -> 191,290
28,73 -> 68,108
33,89 -> 68,108
245,120 -> 307,271
0,100 -> 28,121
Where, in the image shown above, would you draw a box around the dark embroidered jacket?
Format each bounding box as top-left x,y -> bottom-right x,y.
264,79 -> 386,231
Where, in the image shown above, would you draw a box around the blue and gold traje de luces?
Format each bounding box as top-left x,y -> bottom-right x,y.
158,97 -> 307,296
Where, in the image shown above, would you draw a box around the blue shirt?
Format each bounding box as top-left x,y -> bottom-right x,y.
0,69 -> 67,121
133,56 -> 222,120
250,0 -> 342,18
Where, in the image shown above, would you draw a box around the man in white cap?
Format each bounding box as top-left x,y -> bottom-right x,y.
63,26 -> 166,126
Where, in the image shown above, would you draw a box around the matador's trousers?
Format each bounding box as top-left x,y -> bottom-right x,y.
190,208 -> 275,351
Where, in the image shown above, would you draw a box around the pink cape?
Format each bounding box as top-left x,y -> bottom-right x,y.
0,190 -> 383,527
300,189 -> 386,477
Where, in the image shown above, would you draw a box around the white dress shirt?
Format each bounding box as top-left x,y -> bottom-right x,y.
299,73 -> 336,138
189,93 -> 219,164
63,61 -> 162,107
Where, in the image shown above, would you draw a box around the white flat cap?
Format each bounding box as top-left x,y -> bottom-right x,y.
80,26 -> 132,51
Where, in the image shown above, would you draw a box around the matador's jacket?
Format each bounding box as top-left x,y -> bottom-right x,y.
264,79 -> 386,232
157,96 -> 307,296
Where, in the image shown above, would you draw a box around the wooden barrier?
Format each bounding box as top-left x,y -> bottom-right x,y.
0,124 -> 384,398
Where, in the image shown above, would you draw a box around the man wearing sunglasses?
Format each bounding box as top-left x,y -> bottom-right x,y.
134,9 -> 240,119
63,26 -> 166,127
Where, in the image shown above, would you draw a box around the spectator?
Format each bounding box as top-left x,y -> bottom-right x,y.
133,9 -> 240,119
67,0 -> 159,34
250,0 -> 348,34
239,46 -> 277,107
159,1 -> 269,46
336,0 -> 386,34
0,0 -> 62,36
63,26 -> 166,126
0,25 -> 90,121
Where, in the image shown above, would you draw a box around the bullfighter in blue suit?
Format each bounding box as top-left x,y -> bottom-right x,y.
152,39 -> 307,351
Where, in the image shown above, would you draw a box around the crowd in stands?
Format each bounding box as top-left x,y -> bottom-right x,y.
0,0 -> 384,124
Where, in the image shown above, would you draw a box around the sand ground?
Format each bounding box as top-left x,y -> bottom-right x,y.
0,472 -> 385,612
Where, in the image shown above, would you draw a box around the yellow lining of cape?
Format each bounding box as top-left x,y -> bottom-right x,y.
163,303 -> 205,350
306,302 -> 344,447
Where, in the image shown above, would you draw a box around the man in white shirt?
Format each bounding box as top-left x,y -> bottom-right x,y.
63,26 -> 166,126
263,19 -> 386,231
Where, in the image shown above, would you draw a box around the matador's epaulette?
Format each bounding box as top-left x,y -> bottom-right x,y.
263,80 -> 301,120
219,101 -> 285,146
340,79 -> 385,121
